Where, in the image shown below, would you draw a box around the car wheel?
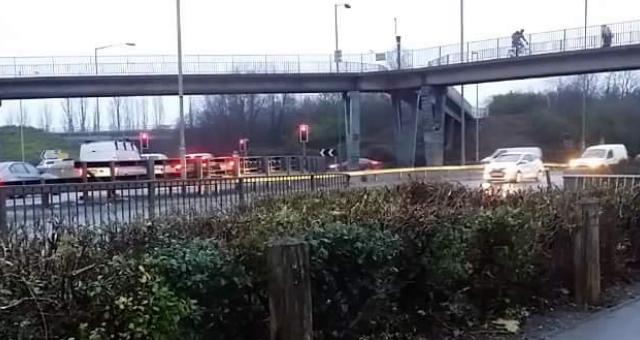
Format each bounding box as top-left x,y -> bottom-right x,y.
515,171 -> 523,183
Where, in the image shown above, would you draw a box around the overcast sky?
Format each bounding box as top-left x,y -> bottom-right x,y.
1,0 -> 639,130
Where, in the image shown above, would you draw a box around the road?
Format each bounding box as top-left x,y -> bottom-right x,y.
3,169 -> 565,231
548,298 -> 640,340
350,170 -> 564,191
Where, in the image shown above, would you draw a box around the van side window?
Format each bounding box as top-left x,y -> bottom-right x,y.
607,150 -> 614,159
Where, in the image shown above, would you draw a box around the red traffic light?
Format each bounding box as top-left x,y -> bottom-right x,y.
298,124 -> 309,143
139,132 -> 150,149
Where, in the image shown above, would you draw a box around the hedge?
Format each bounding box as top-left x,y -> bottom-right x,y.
1,182 -> 639,339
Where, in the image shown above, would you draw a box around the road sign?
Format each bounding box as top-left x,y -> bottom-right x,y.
319,148 -> 336,157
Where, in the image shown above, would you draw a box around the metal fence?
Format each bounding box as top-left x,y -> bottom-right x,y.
1,20 -> 638,77
0,173 -> 349,237
564,174 -> 640,191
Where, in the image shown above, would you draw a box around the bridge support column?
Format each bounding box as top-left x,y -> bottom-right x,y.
392,91 -> 419,167
343,91 -> 361,171
421,86 -> 446,166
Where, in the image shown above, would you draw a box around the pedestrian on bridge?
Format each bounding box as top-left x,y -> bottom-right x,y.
601,25 -> 613,48
511,29 -> 528,57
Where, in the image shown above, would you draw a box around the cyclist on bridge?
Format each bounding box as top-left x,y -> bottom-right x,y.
511,29 -> 528,57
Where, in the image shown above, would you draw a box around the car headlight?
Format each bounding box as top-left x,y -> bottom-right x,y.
586,159 -> 604,169
569,159 -> 579,168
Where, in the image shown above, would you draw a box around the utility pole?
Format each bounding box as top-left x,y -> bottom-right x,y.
176,0 -> 187,179
581,0 -> 588,150
460,0 -> 466,165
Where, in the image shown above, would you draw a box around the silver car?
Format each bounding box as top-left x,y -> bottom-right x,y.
0,162 -> 52,184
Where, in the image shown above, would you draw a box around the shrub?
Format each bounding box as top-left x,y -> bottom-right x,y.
148,239 -> 265,339
305,223 -> 400,339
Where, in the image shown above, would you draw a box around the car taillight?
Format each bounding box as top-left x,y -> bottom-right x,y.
227,161 -> 235,168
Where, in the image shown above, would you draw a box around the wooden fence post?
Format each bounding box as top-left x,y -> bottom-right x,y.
574,198 -> 601,306
267,240 -> 313,340
0,188 -> 7,238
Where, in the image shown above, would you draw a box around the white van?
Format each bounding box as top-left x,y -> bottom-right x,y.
79,140 -> 146,177
482,147 -> 543,163
570,144 -> 628,169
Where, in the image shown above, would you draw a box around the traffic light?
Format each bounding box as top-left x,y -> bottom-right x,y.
239,138 -> 249,153
139,132 -> 150,149
298,124 -> 309,143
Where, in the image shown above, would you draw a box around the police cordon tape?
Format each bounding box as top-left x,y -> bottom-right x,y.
344,163 -> 568,177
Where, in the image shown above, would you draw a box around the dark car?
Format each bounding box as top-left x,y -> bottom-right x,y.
328,158 -> 383,171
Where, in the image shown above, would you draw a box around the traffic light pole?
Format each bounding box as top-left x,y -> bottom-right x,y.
302,142 -> 307,173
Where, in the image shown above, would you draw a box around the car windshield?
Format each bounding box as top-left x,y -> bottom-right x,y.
491,149 -> 507,158
582,149 -> 606,158
494,154 -> 522,162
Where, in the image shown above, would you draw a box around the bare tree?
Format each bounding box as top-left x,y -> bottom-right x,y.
188,97 -> 195,128
39,103 -> 53,131
109,97 -> 123,131
61,98 -> 75,132
617,71 -> 638,99
122,98 -> 135,130
135,98 -> 149,130
152,97 -> 165,127
75,98 -> 89,132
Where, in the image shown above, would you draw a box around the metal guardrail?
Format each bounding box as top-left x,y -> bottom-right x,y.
0,173 -> 349,236
36,155 -> 328,182
0,20 -> 638,77
563,174 -> 640,191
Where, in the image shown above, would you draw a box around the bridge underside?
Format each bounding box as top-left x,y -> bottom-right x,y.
340,86 -> 471,169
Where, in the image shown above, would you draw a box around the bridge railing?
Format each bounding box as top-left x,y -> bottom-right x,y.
424,20 -> 640,67
1,20 -> 639,78
0,173 -> 349,237
564,174 -> 640,191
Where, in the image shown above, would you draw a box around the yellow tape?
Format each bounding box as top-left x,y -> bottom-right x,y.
345,163 -> 568,177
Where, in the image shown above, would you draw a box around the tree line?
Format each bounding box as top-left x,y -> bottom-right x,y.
487,71 -> 640,157
4,97 -> 168,133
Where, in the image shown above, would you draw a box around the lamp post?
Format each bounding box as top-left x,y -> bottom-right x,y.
581,0 -> 588,150
460,0 -> 466,165
94,42 -> 136,132
334,2 -> 351,162
334,3 -> 351,73
176,0 -> 187,179
472,51 -> 480,162
19,100 -> 25,162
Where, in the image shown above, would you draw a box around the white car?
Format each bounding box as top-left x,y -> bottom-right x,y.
569,144 -> 628,169
80,140 -> 146,178
483,152 -> 545,183
481,147 -> 542,164
0,162 -> 54,183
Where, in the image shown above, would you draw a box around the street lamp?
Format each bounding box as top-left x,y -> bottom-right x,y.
459,0 -> 466,165
334,3 -> 351,164
334,3 -> 351,73
472,51 -> 480,162
176,0 -> 187,179
94,42 -> 136,132
582,0 -> 588,150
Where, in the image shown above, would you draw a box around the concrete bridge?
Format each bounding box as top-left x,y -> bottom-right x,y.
2,20 -> 640,166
